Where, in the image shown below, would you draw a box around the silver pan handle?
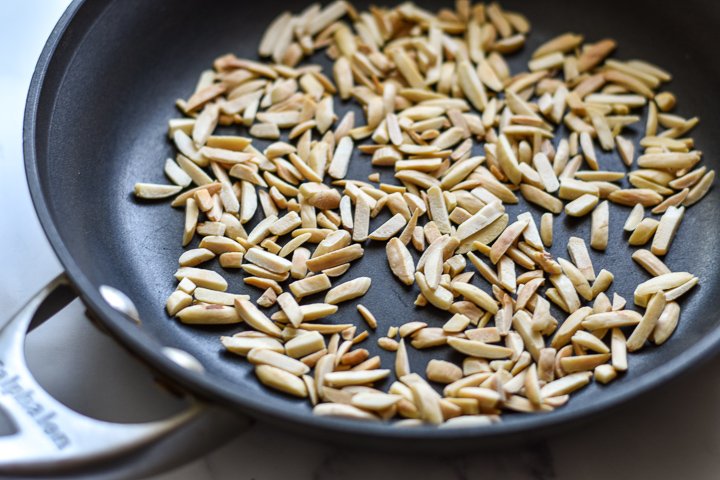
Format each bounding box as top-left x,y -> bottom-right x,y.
0,274 -> 202,474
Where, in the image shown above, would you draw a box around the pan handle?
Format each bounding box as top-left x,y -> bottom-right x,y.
0,274 -> 203,474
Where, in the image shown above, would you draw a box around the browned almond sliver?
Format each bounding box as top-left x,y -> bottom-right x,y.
489,219 -> 529,265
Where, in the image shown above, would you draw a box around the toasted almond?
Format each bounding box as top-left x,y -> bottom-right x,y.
289,273 -> 332,299
324,369 -> 391,387
490,219 -> 529,264
416,272 -> 454,310
176,304 -> 240,324
623,204 -> 645,232
386,237 -> 415,286
134,183 -> 183,199
248,348 -> 310,376
652,302 -> 681,345
276,292 -> 303,328
394,338 -> 411,378
664,277 -> 698,302
589,269 -> 613,299
533,32 -> 583,58
451,281 -> 499,314
567,237 -> 595,281
550,307 -> 593,349
194,288 -> 249,306
609,189 -> 663,207
683,170 -> 715,207
369,213 -> 407,241
401,373 -> 444,425
628,218 -> 659,246
222,335 -> 284,356
234,298 -> 282,337
285,331 -> 326,359
255,364 -> 308,398
582,310 -> 643,331
307,244 -> 364,272
540,372 -> 592,397
565,193 -> 598,217
627,292 -> 667,351
351,392 -> 403,411
352,196 -> 371,242
328,136 -> 353,179
391,48 -> 426,89
637,152 -> 701,170
244,247 -> 293,274
313,403 -> 379,420
325,277 -> 372,305
457,60 -> 488,111
166,290 -> 193,316
587,200 -> 609,250
174,267 -> 227,291
560,354 -> 611,373
650,206 -> 684,256
447,337 -> 513,359
520,184 -> 564,213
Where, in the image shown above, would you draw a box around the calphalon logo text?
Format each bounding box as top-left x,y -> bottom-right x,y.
0,360 -> 70,449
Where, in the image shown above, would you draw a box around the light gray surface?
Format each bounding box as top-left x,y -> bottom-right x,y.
2,1 -> 720,479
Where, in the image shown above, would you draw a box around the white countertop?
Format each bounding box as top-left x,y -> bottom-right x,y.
2,1 -> 720,479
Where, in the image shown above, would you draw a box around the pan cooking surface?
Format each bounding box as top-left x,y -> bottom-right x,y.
26,0 -> 720,445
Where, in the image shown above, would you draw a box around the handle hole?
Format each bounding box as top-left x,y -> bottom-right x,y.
24,299 -> 188,423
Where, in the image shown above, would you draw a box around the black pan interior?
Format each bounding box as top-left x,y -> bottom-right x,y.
25,0 -> 720,448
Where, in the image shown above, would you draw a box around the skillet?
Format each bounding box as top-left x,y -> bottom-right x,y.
4,0 -> 720,473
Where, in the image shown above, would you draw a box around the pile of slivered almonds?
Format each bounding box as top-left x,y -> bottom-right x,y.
134,1 -> 713,427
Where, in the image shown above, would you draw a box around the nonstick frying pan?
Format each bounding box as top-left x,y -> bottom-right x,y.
4,0 -> 720,473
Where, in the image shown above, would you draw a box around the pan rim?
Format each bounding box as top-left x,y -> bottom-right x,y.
22,0 -> 720,445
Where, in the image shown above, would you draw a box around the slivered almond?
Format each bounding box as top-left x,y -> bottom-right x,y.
234,298 -> 281,337
628,218 -> 659,246
623,204 -> 645,232
255,365 -> 308,398
369,213 -> 407,240
627,292 -> 667,351
590,201 -> 609,250
631,249 -> 670,276
447,337 -> 513,359
490,219 -> 528,264
285,331 -> 326,359
325,277 -> 372,305
582,310 -> 643,330
652,302 -> 681,345
651,206 -> 684,256
289,273 -> 332,299
565,193 -> 598,217
307,244 -> 364,272
244,247 -> 292,274
567,237 -> 595,281
520,184 -> 564,213
609,189 -> 663,207
324,369 -> 391,387
386,237 -> 415,286
176,304 -> 240,324
276,292 -> 303,328
683,170 -> 715,207
457,60 -> 487,111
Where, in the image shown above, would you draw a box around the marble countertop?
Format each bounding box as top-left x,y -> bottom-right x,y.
1,1 -> 719,479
